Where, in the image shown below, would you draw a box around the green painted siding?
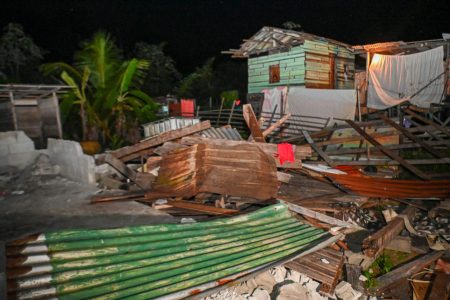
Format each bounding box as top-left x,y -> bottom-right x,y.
248,46 -> 305,93
248,41 -> 355,93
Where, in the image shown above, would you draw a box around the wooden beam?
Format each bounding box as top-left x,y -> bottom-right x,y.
105,154 -> 152,189
345,120 -> 431,180
362,206 -> 415,258
374,251 -> 444,294
315,132 -> 399,147
405,108 -> 450,137
320,158 -> 450,166
243,104 -> 265,143
263,113 -> 291,137
380,115 -> 450,162
302,130 -> 336,167
112,120 -> 211,161
279,200 -> 362,229
165,200 -> 238,215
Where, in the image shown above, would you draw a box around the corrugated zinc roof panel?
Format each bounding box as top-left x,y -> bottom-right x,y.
6,204 -> 329,300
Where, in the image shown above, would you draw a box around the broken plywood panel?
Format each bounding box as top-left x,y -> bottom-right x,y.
153,143 -> 279,200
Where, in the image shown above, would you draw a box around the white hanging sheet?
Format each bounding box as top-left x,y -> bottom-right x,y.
367,46 -> 445,109
287,87 -> 356,125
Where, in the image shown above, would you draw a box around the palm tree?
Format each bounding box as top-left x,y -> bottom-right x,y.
42,32 -> 157,145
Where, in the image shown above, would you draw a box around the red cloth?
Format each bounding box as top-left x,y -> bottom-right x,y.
180,99 -> 195,117
277,143 -> 295,165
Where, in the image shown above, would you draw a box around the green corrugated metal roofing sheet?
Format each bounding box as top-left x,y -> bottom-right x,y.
6,203 -> 330,300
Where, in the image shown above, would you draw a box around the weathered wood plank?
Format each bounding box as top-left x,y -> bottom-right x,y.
380,115 -> 449,162
362,206 -> 415,258
302,130 -> 336,167
243,104 -> 265,143
279,200 -> 362,229
345,120 -> 431,180
263,113 -> 291,137
112,120 -> 211,161
374,251 -> 444,294
405,108 -> 450,137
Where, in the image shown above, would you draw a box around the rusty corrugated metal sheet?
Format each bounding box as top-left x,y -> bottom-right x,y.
326,173 -> 450,199
6,204 -> 329,300
200,127 -> 243,141
153,143 -> 279,200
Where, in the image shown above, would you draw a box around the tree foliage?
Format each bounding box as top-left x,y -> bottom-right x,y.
177,58 -> 246,108
133,42 -> 181,97
42,32 -> 158,146
0,23 -> 45,82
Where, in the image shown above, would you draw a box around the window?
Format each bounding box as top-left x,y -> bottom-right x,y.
269,64 -> 280,83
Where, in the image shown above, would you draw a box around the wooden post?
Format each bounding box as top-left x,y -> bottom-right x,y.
9,91 -> 18,130
243,104 -> 265,143
365,51 -> 371,114
227,100 -> 236,125
52,92 -> 63,139
216,98 -> 224,126
195,105 -> 200,118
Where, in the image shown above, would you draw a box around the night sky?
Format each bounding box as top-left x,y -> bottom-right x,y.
1,0 -> 449,73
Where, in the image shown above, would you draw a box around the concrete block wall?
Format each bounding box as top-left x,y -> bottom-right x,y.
47,138 -> 96,185
0,131 -> 45,170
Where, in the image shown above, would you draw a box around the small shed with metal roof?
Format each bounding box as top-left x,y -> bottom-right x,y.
223,27 -> 355,93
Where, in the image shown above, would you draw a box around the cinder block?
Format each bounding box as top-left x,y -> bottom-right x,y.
0,145 -> 9,156
47,138 -> 96,185
8,142 -> 35,154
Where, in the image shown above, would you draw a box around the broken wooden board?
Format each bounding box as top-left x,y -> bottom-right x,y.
105,154 -> 153,189
404,108 -> 450,137
243,104 -> 265,143
374,251 -> 444,295
362,206 -> 415,258
153,143 -> 279,200
380,115 -> 450,163
279,200 -> 362,229
162,200 -> 238,215
345,120 -> 431,180
428,271 -> 450,300
345,264 -> 365,293
277,171 -> 293,184
263,113 -> 291,137
112,120 -> 211,161
302,130 -> 336,167
285,247 -> 345,295
153,142 -> 189,156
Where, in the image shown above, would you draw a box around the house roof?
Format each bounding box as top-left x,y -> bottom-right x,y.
352,38 -> 450,55
6,203 -> 329,299
0,84 -> 71,105
223,26 -> 353,58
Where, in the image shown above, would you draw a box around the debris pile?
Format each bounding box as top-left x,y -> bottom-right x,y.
3,104 -> 450,300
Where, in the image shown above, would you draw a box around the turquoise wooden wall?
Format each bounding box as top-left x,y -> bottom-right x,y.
248,46 -> 305,94
248,41 -> 355,93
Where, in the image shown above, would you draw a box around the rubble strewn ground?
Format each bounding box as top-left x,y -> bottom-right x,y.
0,153 -> 176,242
2,103 -> 450,300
